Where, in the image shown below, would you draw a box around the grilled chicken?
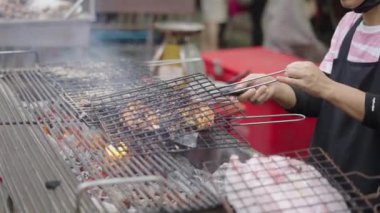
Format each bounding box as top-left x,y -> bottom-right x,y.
180,102 -> 215,130
120,101 -> 160,131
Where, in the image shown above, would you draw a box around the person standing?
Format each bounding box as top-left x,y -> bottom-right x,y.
237,0 -> 380,194
200,0 -> 228,50
250,0 -> 267,46
262,0 -> 327,62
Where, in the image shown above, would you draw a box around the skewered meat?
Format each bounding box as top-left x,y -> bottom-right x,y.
180,102 -> 215,130
222,155 -> 349,213
120,101 -> 160,131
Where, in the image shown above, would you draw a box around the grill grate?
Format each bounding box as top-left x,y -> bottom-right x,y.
42,61 -> 153,127
0,68 -> 222,212
91,73 -> 250,154
205,147 -> 376,212
0,70 -> 96,212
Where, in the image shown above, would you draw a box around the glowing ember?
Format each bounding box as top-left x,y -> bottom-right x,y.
106,143 -> 129,160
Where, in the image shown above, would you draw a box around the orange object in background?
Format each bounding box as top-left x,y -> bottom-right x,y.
202,47 -> 317,155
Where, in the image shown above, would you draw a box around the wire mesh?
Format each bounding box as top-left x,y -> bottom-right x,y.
0,68 -> 223,212
204,147 -> 376,213
0,71 -> 97,212
91,73 -> 250,154
41,60 -> 153,127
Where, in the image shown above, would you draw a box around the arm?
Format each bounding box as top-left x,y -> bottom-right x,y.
322,80 -> 365,121
237,74 -> 323,117
270,82 -> 297,109
278,61 -> 369,124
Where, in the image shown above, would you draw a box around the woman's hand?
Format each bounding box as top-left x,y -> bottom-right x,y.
278,61 -> 333,98
236,74 -> 282,105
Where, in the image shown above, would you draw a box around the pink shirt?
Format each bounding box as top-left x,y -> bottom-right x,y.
320,12 -> 380,74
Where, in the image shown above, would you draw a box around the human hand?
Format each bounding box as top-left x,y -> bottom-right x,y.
236,74 -> 281,105
277,61 -> 333,98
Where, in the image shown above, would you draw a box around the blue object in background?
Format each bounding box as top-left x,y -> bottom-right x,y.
92,30 -> 148,43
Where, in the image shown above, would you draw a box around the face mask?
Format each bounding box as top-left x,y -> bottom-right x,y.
354,0 -> 380,13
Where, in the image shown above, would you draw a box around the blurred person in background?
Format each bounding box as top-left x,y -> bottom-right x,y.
262,0 -> 328,63
237,0 -> 380,194
250,0 -> 267,46
201,0 -> 228,50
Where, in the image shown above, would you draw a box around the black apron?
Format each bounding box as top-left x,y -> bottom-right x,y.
312,17 -> 380,195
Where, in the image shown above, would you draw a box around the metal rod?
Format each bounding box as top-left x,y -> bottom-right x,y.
75,176 -> 164,213
219,70 -> 286,96
144,58 -> 202,67
64,0 -> 85,19
230,114 -> 306,126
345,171 -> 380,200
0,50 -> 40,64
221,69 -> 286,88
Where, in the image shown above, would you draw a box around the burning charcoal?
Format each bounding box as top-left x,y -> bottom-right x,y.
105,143 -> 130,160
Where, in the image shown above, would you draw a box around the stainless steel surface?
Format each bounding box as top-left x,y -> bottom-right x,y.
96,0 -> 196,14
0,0 -> 94,48
0,50 -> 39,64
0,70 -> 97,212
0,18 -> 92,48
0,176 -> 12,213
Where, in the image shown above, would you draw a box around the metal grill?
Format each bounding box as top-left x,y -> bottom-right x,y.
0,70 -> 96,212
205,147 -> 377,213
0,68 -> 223,212
42,60 -> 153,126
91,73 -> 250,154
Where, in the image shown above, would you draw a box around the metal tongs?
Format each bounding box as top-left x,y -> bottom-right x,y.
219,69 -> 285,96
218,69 -> 306,125
144,58 -> 305,125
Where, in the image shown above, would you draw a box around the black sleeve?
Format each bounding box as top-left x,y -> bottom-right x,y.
362,93 -> 380,130
287,87 -> 323,117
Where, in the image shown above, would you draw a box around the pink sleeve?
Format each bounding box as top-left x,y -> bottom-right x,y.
319,12 -> 362,74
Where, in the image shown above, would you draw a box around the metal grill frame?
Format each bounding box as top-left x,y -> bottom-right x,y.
205,147 -> 377,213
41,60 -> 153,127
0,69 -> 96,212
91,73 -> 250,154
